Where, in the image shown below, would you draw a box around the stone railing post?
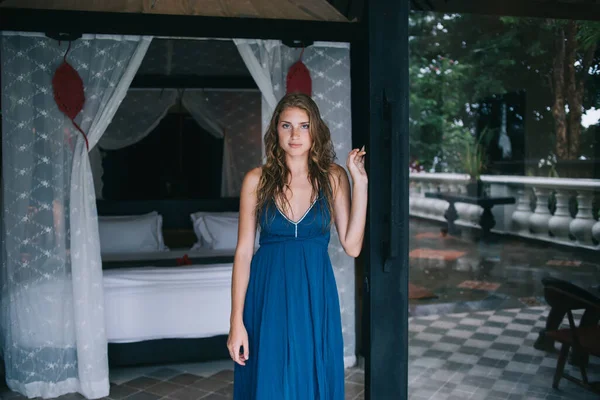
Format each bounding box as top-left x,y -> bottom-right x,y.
511,188 -> 533,235
548,189 -> 574,240
569,189 -> 596,246
529,187 -> 552,236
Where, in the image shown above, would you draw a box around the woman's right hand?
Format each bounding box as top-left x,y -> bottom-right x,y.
227,321 -> 249,366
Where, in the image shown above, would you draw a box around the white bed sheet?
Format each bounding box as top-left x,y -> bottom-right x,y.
103,248 -> 236,343
101,247 -> 238,262
9,250 -> 236,349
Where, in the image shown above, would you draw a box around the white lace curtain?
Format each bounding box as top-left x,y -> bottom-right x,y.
181,90 -> 224,138
92,89 -> 177,197
233,40 -> 356,367
1,32 -> 151,399
182,89 -> 262,196
97,89 -> 178,150
93,88 -> 261,197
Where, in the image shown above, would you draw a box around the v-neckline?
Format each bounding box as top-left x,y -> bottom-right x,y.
274,196 -> 318,225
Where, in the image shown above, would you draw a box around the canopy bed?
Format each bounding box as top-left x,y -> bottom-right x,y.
97,198 -> 241,366
1,32 -> 354,399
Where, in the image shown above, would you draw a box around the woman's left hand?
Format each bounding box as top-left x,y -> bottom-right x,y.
347,146 -> 368,184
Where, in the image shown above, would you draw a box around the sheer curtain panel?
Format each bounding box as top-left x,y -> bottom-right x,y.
1,32 -> 151,399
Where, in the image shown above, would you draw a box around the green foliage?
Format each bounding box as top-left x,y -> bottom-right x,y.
464,128 -> 493,179
441,127 -> 493,178
578,21 -> 600,49
409,12 -> 509,171
409,11 -> 600,172
409,52 -> 474,170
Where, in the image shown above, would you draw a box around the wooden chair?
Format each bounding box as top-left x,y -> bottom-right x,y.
534,277 -> 600,366
543,279 -> 600,395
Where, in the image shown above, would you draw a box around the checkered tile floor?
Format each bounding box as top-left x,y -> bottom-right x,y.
1,307 -> 597,400
408,307 -> 600,400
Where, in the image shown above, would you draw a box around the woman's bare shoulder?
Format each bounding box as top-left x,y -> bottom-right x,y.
328,163 -> 348,193
328,163 -> 348,181
244,166 -> 262,183
329,163 -> 346,174
239,167 -> 262,196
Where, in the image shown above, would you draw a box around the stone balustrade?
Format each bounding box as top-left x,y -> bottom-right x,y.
410,173 -> 600,249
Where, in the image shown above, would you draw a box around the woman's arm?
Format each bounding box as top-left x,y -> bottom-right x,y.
230,167 -> 261,326
331,148 -> 368,257
228,167 -> 261,365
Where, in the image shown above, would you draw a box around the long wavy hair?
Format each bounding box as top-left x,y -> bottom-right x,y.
255,93 -> 337,226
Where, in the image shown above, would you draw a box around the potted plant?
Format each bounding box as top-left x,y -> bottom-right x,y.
462,128 -> 490,197
538,152 -> 559,177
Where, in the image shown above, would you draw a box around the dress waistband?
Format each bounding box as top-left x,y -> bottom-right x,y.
259,236 -> 329,248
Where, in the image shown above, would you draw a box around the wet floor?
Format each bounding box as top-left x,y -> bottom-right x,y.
408,219 -> 600,316
2,219 -> 599,400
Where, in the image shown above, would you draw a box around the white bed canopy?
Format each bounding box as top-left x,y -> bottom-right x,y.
1,32 -> 151,399
1,33 -> 354,399
92,86 -> 262,198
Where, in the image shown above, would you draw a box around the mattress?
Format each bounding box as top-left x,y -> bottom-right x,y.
103,249 -> 235,343
8,250 -> 237,348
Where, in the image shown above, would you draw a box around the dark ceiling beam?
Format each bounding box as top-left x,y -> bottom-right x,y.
0,8 -> 360,42
410,0 -> 600,21
328,0 -> 354,20
325,0 -> 600,24
325,0 -> 366,22
130,75 -> 258,89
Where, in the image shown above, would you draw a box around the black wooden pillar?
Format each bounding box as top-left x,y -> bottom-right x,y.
355,0 -> 410,398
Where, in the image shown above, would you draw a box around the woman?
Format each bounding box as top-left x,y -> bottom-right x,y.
228,92 -> 368,399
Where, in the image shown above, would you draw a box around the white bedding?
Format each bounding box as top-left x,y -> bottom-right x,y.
101,247 -> 238,262
103,248 -> 237,343
9,249 -> 237,348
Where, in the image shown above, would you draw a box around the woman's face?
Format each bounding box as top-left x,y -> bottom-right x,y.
277,107 -> 313,156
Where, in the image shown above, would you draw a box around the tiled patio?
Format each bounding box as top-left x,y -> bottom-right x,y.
1,219 -> 598,400
408,219 -> 600,316
406,307 -> 600,400
3,307 -> 598,400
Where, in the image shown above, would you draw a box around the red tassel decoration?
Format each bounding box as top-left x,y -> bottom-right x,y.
286,47 -> 312,96
52,41 -> 89,150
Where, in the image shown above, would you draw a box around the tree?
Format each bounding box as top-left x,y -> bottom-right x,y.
547,20 -> 599,160
448,16 -> 600,161
409,12 -> 479,172
409,12 -> 514,172
409,11 -> 600,171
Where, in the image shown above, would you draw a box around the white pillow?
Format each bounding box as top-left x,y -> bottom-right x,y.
190,211 -> 239,249
101,211 -> 158,220
194,213 -> 259,251
98,212 -> 167,254
190,211 -> 239,224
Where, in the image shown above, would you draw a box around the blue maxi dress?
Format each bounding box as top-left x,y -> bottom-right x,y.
233,194 -> 344,399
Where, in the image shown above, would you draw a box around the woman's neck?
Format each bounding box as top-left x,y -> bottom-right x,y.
285,155 -> 309,178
